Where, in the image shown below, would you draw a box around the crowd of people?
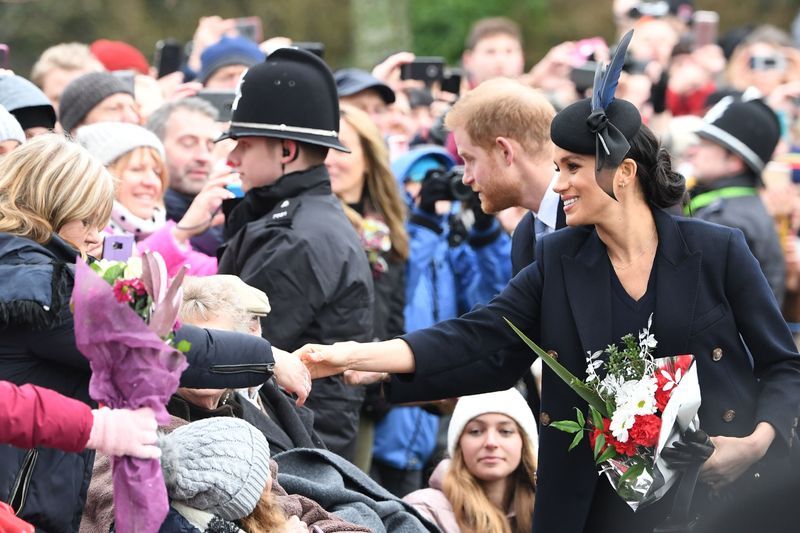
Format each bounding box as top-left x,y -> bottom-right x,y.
2,0 -> 800,531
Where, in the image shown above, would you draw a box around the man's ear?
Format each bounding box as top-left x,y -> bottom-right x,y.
496,136 -> 515,166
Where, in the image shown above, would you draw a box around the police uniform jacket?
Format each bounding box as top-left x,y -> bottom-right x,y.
389,208 -> 800,533
217,164 -> 374,458
690,172 -> 786,305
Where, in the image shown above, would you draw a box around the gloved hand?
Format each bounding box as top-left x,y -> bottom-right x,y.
661,428 -> 715,469
86,407 -> 161,459
468,191 -> 495,231
418,172 -> 451,215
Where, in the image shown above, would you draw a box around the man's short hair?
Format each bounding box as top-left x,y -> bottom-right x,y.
30,43 -> 104,88
299,142 -> 329,165
145,98 -> 219,140
445,78 -> 554,155
464,17 -> 523,51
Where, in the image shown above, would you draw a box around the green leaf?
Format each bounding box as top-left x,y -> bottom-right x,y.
102,263 -> 126,285
550,420 -> 583,434
176,339 -> 191,353
618,460 -> 645,487
504,319 -> 609,418
590,405 -> 604,430
575,408 -> 585,428
596,446 -> 618,465
594,433 -> 606,459
568,430 -> 584,451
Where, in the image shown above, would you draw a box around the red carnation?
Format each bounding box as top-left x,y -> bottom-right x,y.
655,371 -> 672,412
589,418 -> 638,457
629,414 -> 661,448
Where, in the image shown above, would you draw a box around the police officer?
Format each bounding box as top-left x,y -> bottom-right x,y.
686,94 -> 785,304
216,48 -> 374,461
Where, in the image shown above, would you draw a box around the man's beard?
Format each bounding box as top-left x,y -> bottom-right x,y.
479,165 -> 519,214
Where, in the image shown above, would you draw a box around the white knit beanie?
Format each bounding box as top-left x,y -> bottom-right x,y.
75,121 -> 165,166
0,105 -> 25,145
160,417 -> 271,521
447,388 -> 539,457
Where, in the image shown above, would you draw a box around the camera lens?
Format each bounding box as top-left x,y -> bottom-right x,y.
448,167 -> 472,202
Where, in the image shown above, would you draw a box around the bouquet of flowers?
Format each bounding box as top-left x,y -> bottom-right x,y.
506,315 -> 701,510
72,252 -> 189,533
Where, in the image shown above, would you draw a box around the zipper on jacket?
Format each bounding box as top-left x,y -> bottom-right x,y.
210,363 -> 275,374
9,449 -> 38,514
431,259 -> 439,322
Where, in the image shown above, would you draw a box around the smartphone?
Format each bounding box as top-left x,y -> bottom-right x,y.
154,39 -> 183,79
112,70 -> 136,95
570,63 -> 597,93
293,42 -> 326,59
226,182 -> 245,198
400,57 -> 445,84
749,55 -> 787,71
102,235 -> 134,261
441,67 -> 463,95
692,11 -> 719,48
235,16 -> 263,43
196,89 -> 236,122
0,44 -> 8,69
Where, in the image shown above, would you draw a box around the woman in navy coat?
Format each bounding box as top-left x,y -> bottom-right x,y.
300,81 -> 800,531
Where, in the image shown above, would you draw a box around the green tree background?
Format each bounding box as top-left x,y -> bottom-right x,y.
0,0 -> 798,77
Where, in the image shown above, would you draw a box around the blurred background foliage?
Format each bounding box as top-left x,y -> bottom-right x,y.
1,0 -> 798,76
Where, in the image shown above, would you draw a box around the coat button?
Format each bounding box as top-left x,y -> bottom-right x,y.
547,350 -> 558,360
722,409 -> 736,422
711,347 -> 723,362
540,411 -> 551,426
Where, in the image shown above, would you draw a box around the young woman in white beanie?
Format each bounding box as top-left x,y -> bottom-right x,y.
403,388 -> 537,533
76,121 -> 232,276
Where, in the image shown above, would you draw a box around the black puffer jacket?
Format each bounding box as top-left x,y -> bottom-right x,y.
218,165 -> 374,460
0,232 -> 278,532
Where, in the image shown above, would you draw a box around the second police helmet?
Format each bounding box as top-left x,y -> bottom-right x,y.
219,47 -> 349,153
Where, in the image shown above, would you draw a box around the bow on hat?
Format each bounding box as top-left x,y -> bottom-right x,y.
589,30 -> 634,198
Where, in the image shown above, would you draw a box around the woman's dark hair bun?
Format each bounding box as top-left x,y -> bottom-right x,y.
627,125 -> 686,209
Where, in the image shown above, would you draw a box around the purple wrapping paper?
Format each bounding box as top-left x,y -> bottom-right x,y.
72,259 -> 187,533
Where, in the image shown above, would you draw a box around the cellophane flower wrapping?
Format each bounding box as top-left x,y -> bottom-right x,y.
505,316 -> 702,512
72,258 -> 188,532
598,355 -> 701,510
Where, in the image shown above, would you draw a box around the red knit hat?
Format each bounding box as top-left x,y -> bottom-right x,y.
90,39 -> 149,75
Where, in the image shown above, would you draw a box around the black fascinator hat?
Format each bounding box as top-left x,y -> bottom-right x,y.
550,30 -> 642,199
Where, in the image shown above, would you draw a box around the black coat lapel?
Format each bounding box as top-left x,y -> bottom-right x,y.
562,229 -> 613,360
651,209 -> 701,357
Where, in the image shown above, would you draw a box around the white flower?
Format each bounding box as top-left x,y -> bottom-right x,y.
610,405 -> 637,442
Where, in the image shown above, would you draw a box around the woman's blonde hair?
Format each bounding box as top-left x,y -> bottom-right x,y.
238,489 -> 288,532
107,146 -> 169,195
442,421 -> 537,533
0,133 -> 115,246
339,104 -> 409,261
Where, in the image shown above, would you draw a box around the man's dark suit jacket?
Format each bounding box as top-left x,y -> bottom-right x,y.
389,208 -> 800,533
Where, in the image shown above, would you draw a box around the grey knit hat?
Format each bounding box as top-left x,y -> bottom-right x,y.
160,417 -> 271,520
58,72 -> 133,133
0,106 -> 25,145
76,122 -> 165,165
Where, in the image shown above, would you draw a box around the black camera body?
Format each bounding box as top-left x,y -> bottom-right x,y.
423,166 -> 472,202
401,57 -> 445,84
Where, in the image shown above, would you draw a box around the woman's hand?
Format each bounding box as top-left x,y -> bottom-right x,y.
700,422 -> 775,489
272,348 -> 312,407
296,342 -> 358,380
86,407 -> 160,459
172,173 -> 237,244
